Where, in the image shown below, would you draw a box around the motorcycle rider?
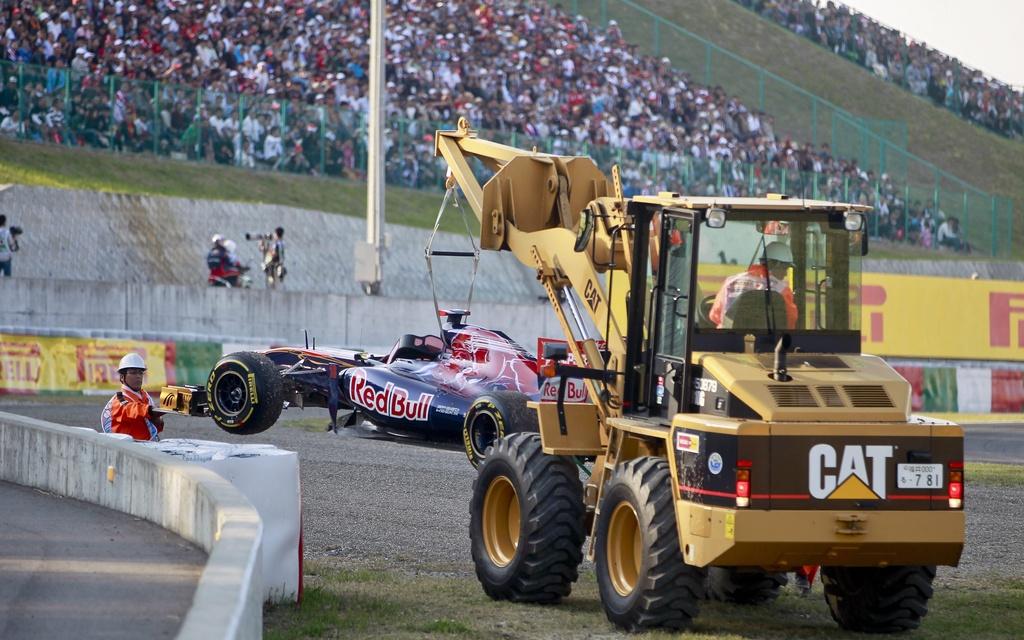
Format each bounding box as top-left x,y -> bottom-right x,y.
207,234 -> 230,286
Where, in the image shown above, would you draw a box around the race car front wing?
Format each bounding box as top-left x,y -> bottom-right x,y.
159,384 -> 209,417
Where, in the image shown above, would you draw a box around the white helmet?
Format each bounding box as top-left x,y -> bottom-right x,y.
117,352 -> 147,372
211,233 -> 224,245
224,239 -> 237,252
765,241 -> 793,264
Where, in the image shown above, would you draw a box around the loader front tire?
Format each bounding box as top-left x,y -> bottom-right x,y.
595,457 -> 705,631
469,433 -> 584,603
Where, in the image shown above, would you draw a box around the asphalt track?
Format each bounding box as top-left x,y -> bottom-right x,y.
959,422 -> 1024,465
0,479 -> 205,639
1,397 -> 1022,638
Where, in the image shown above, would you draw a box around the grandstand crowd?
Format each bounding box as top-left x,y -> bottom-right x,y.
736,0 -> 1023,139
0,0 -> 979,251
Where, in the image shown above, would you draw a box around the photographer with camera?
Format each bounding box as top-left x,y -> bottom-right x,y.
0,214 -> 22,277
246,227 -> 286,289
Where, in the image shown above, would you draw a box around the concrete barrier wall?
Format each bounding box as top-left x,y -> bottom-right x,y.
0,184 -> 540,303
0,277 -> 560,350
0,412 -> 263,640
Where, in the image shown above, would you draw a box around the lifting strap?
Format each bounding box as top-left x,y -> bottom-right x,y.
425,184 -> 481,339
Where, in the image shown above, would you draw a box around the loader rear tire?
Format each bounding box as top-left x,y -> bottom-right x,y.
469,433 -> 585,603
821,565 -> 936,633
706,568 -> 787,604
206,351 -> 283,435
595,457 -> 705,631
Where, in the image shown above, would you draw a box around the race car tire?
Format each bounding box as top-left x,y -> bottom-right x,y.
706,567 -> 787,604
595,457 -> 704,632
206,351 -> 284,435
821,565 -> 936,633
469,433 -> 585,603
462,391 -> 539,468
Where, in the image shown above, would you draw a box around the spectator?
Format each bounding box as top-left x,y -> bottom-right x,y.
936,216 -> 966,252
0,0 -> 994,247
0,108 -> 23,136
0,213 -> 19,276
735,0 -> 1022,138
99,352 -> 164,441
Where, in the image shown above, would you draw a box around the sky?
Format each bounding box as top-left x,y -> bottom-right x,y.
838,0 -> 1024,88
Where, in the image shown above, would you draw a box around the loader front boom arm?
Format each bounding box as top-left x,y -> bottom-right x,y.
434,118 -> 634,426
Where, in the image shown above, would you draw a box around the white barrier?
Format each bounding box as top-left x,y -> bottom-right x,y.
0,412 -> 264,639
141,439 -> 302,603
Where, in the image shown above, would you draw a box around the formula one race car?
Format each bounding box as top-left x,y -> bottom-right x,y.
160,310 -> 578,467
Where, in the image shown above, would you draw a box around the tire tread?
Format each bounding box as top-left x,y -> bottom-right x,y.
597,457 -> 705,631
469,433 -> 584,603
821,565 -> 936,633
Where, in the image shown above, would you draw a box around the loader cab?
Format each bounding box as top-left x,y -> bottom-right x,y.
630,202 -> 867,419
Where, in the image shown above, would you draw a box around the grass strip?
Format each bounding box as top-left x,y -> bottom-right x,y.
266,559 -> 1023,639
0,137 -> 467,234
924,413 -> 1024,424
966,462 -> 1024,487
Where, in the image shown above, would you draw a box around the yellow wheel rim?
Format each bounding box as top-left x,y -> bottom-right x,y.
607,501 -> 642,596
482,475 -> 520,567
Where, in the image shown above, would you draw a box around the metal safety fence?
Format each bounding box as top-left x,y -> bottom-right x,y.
560,0 -> 1015,256
0,55 -> 1013,257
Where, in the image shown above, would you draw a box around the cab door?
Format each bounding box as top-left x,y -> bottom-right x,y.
648,209 -> 700,418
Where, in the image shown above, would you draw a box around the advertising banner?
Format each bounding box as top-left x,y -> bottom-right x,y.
0,334 -> 172,394
861,274 -> 1024,362
173,341 -> 223,386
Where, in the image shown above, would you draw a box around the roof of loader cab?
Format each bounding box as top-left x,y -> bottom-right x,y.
631,192 -> 873,213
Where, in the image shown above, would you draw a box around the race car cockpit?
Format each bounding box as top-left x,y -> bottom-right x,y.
387,334 -> 446,363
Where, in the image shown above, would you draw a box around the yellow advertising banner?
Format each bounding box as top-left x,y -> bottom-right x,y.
696,267 -> 1024,361
0,335 -> 170,394
860,274 -> 1024,362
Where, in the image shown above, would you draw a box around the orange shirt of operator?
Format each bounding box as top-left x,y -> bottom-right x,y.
709,241 -> 798,329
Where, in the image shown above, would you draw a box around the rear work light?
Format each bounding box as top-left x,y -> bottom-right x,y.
948,461 -> 964,509
736,459 -> 752,508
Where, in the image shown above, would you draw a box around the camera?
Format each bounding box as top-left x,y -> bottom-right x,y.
244,232 -> 272,241
9,226 -> 22,236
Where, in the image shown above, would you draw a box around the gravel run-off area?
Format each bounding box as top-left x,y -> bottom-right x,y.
3,399 -> 1022,587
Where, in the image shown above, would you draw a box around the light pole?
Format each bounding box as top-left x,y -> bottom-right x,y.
355,0 -> 384,295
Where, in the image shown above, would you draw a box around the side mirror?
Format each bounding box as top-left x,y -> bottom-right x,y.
861,231 -> 869,257
574,206 -> 595,253
706,208 -> 727,228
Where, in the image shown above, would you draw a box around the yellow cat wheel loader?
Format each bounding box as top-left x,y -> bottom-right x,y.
434,119 -> 964,633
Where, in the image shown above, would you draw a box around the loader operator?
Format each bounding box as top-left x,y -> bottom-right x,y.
709,240 -> 798,330
100,353 -> 164,441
